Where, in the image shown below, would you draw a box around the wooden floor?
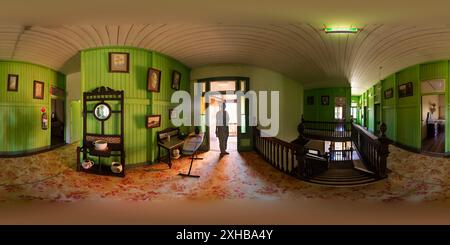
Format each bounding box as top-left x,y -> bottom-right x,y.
422,130 -> 445,153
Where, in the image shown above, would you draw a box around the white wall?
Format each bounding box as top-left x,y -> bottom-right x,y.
65,72 -> 81,143
191,65 -> 304,142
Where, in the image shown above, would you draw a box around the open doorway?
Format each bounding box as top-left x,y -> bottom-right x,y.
197,77 -> 252,152
208,94 -> 238,152
374,103 -> 381,134
421,94 -> 445,153
51,98 -> 65,147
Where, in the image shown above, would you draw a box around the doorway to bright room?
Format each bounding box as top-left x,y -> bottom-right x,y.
208,93 -> 238,152
421,79 -> 446,154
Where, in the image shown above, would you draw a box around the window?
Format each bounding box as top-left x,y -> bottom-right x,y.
351,107 -> 357,118
335,106 -> 343,120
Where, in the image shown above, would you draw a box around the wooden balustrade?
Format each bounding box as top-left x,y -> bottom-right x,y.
253,116 -> 390,181
254,127 -> 328,179
301,116 -> 352,141
351,123 -> 390,178
329,149 -> 353,162
254,128 -> 298,175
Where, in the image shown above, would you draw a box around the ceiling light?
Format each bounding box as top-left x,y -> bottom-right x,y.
324,27 -> 359,34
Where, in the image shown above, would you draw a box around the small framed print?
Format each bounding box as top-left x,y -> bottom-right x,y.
147,68 -> 161,92
321,95 -> 329,105
146,115 -> 161,128
33,81 -> 44,100
7,74 -> 18,91
109,52 -> 129,73
384,88 -> 393,99
398,82 -> 413,98
171,70 -> 181,90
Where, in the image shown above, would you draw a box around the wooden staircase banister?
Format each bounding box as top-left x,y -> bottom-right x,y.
253,115 -> 391,184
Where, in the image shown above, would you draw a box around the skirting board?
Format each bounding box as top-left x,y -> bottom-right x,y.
0,143 -> 66,158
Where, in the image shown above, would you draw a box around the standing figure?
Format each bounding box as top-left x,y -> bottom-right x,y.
216,103 -> 230,155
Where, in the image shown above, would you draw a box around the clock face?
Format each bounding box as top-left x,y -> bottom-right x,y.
94,103 -> 111,121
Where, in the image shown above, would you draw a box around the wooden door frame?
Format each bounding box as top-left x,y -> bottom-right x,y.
196,77 -> 251,152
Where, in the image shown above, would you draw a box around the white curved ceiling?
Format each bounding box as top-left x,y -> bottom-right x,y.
2,1 -> 450,94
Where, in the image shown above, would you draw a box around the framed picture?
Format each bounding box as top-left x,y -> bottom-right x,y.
398,82 -> 413,98
147,68 -> 161,92
50,86 -> 65,97
172,70 -> 181,90
146,115 -> 161,128
7,74 -> 18,91
306,96 -> 314,105
384,88 -> 393,99
109,52 -> 129,73
321,95 -> 329,105
33,81 -> 44,100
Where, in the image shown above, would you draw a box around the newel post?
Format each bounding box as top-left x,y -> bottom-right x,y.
295,115 -> 308,178
377,122 -> 390,178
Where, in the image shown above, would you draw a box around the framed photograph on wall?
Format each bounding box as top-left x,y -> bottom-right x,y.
321,95 -> 329,105
146,115 -> 161,128
33,81 -> 44,100
147,68 -> 161,92
306,96 -> 314,105
109,52 -> 129,73
384,88 -> 393,99
171,70 -> 181,90
7,74 -> 18,91
398,82 -> 413,98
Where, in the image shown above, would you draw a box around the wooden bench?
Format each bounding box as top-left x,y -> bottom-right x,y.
157,127 -> 185,168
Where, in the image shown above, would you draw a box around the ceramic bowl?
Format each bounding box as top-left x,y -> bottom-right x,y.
94,140 -> 108,151
111,162 -> 123,174
82,160 -> 94,169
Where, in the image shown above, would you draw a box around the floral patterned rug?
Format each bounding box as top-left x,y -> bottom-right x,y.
1,144 -> 450,203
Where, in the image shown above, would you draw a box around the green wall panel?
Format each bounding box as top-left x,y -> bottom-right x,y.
0,61 -> 66,153
395,65 -> 420,149
382,107 -> 396,140
304,87 -> 351,121
81,47 -> 190,165
397,106 -> 420,149
420,61 -> 448,81
381,74 -> 397,141
368,87 -> 375,132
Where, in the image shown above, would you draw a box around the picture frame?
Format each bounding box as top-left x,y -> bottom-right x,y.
146,115 -> 161,128
147,68 -> 161,92
33,81 -> 44,100
384,88 -> 393,99
109,52 -> 129,73
306,96 -> 314,105
171,70 -> 181,90
398,82 -> 413,98
321,95 -> 329,105
7,74 -> 18,91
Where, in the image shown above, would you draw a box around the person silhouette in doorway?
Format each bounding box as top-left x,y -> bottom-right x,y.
216,102 -> 230,156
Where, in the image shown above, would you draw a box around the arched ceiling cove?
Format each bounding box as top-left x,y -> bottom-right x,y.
3,1 -> 450,94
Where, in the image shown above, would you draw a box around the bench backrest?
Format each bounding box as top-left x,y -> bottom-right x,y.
157,127 -> 180,142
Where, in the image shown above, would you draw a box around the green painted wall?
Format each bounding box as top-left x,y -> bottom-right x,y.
351,96 -> 361,124
359,60 -> 450,152
304,87 -> 351,121
381,74 -> 397,141
81,47 -> 190,165
0,61 -> 66,153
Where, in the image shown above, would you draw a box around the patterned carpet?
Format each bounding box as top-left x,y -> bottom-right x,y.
1,143 -> 450,203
